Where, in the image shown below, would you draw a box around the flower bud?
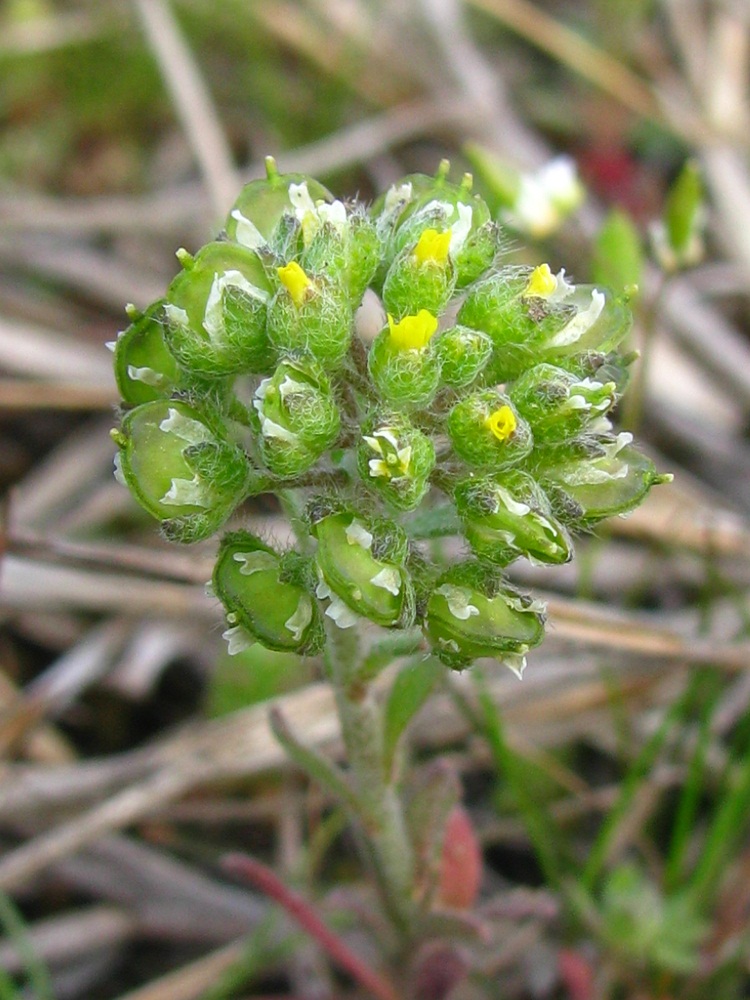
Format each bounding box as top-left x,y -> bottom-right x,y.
252,354 -> 340,477
111,300 -> 180,405
213,532 -> 323,655
434,325 -> 492,389
455,470 -> 572,566
447,390 -> 532,470
539,432 -> 672,526
267,262 -> 353,367
373,162 -> 495,287
302,208 -> 381,307
509,363 -> 616,444
225,157 -> 336,252
423,562 -> 546,673
382,229 -> 456,318
368,311 -> 441,409
112,400 -> 253,542
164,242 -> 274,377
312,511 -> 414,628
358,418 -> 436,511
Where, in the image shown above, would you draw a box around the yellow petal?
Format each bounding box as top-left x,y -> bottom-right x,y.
277,262 -> 312,306
387,310 -> 439,351
485,405 -> 517,442
414,228 -> 451,265
523,263 -> 556,299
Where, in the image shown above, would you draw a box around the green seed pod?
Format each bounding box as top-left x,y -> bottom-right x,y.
358,418 -> 436,511
312,511 -> 414,628
252,354 -> 340,477
509,363 -> 616,444
423,562 -> 546,673
225,156 -> 336,252
267,261 -> 353,367
111,300 -> 180,405
165,242 -> 274,377
455,471 -> 572,566
368,311 -> 442,409
112,399 -> 253,543
382,228 -> 456,318
213,532 -> 324,655
434,325 -> 492,389
539,432 -> 672,527
447,389 -> 532,470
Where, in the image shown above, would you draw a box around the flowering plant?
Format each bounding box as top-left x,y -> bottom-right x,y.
110,158 -> 669,961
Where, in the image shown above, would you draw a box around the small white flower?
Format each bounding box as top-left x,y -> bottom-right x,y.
384,181 -> 413,215
363,429 -> 412,479
504,156 -> 584,238
288,182 -> 347,244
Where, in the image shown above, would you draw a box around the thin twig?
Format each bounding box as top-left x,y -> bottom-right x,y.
132,0 -> 238,220
223,853 -> 400,1000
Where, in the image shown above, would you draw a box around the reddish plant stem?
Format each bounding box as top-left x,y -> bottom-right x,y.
223,853 -> 399,1000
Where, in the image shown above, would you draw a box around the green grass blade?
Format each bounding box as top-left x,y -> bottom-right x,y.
474,669 -> 565,888
0,891 -> 53,1000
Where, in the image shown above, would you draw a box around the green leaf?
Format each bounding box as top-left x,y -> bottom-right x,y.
665,159 -> 703,257
592,209 -> 643,294
383,656 -> 443,771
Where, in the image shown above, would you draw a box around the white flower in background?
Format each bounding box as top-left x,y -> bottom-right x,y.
505,156 -> 585,238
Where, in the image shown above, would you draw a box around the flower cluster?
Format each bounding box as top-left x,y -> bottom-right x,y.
111,158 -> 669,675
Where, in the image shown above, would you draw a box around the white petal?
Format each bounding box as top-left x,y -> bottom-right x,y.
502,653 -> 528,679
160,476 -> 211,507
203,269 -> 270,341
325,595 -> 359,629
159,407 -> 212,445
233,550 -> 278,575
278,375 -> 309,400
547,289 -> 605,348
449,202 -> 473,254
230,209 -> 265,249
288,181 -> 317,217
285,595 -> 313,641
368,458 -> 389,478
345,519 -> 373,549
164,304 -> 190,329
105,340 -> 117,352
363,434 -> 383,455
370,566 -> 401,596
113,452 -> 126,486
259,415 -> 299,443
223,625 -> 254,656
436,584 -> 480,621
317,200 -> 347,231
495,486 -> 531,517
384,182 -> 412,213
127,365 -> 166,387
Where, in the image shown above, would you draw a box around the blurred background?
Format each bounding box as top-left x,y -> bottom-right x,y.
2,1 -> 750,997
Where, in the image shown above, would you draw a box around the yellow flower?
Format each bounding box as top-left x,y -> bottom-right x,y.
414,228 -> 451,265
277,262 -> 313,306
484,405 -> 517,442
387,310 -> 438,351
523,263 -> 557,299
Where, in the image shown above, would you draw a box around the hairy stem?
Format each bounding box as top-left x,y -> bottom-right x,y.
325,619 -> 415,931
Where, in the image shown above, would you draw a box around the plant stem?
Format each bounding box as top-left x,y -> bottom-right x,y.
324,619 -> 415,931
